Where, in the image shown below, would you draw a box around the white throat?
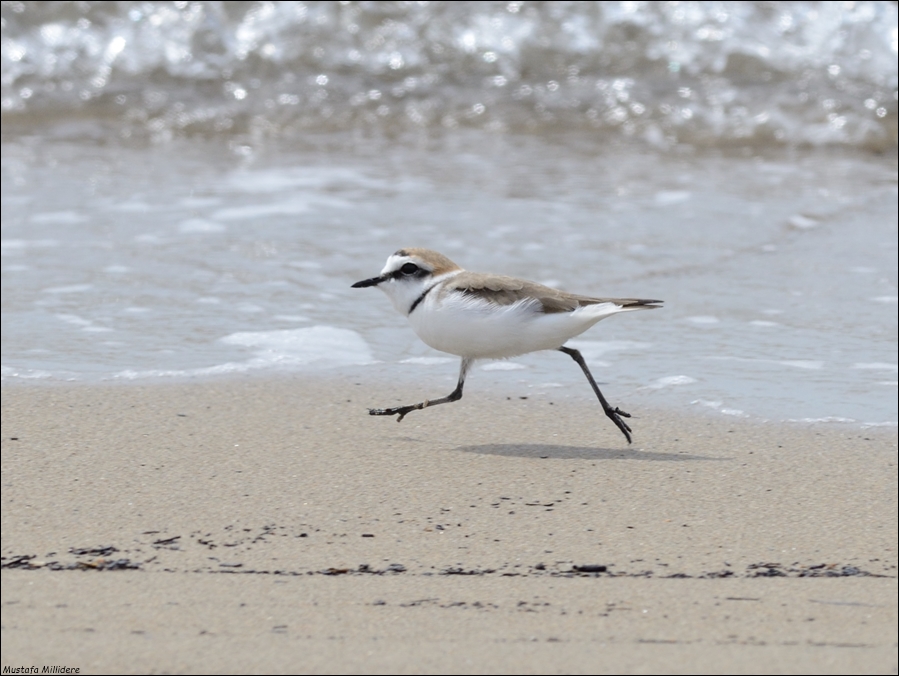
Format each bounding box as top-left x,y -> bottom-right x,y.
379,269 -> 462,316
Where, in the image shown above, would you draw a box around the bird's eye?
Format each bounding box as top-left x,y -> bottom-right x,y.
400,262 -> 419,275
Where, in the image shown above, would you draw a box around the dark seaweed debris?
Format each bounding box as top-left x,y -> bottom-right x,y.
1,549 -> 889,579
746,562 -> 873,578
1,549 -> 141,571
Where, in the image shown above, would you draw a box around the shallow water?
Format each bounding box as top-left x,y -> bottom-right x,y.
2,1 -> 896,148
1,2 -> 897,426
2,134 -> 896,425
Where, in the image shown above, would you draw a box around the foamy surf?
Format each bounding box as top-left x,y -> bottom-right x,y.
111,327 -> 374,380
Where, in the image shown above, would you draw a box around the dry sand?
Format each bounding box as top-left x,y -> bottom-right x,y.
1,377 -> 896,674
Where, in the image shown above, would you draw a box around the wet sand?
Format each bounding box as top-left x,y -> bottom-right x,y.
2,377 -> 896,674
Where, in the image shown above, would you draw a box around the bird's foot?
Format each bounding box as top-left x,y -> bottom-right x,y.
604,406 -> 634,444
369,400 -> 429,423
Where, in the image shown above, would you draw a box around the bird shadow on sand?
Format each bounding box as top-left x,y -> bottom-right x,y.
456,443 -> 723,461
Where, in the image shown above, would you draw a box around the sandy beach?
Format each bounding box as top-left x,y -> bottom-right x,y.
3,3 -> 896,674
1,376 -> 896,674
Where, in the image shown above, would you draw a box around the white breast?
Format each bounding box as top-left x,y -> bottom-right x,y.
407,287 -> 626,359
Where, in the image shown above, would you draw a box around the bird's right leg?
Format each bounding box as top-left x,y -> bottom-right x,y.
369,358 -> 473,422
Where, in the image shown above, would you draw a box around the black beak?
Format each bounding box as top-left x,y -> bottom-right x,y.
351,275 -> 384,288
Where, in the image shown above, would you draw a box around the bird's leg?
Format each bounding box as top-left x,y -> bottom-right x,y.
370,358 -> 473,422
558,346 -> 633,444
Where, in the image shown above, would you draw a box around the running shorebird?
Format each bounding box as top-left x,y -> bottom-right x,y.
352,248 -> 662,443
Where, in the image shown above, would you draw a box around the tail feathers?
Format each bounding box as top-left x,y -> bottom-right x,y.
581,297 -> 662,311
614,298 -> 663,310
573,298 -> 661,323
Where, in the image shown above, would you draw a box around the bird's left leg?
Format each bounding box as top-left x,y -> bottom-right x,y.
558,346 -> 633,443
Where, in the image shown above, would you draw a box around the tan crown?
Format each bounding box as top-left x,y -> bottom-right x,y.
395,248 -> 463,276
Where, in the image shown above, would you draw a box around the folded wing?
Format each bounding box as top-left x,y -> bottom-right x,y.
449,272 -> 663,314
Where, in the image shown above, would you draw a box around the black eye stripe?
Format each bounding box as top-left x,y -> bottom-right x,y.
401,262 -> 419,274
390,262 -> 425,280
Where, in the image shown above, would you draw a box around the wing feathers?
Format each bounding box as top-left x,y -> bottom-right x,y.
448,272 -> 662,314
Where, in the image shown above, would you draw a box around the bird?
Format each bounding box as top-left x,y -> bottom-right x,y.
351,248 -> 662,443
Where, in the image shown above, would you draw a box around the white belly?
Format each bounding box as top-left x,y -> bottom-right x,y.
408,294 -> 623,359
